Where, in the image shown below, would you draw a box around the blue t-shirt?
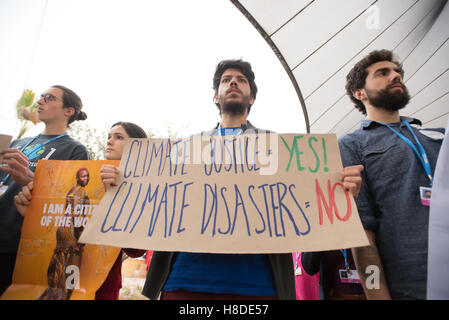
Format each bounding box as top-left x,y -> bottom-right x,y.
163,126 -> 276,296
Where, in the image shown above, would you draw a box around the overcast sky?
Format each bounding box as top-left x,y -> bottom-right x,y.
0,0 -> 305,139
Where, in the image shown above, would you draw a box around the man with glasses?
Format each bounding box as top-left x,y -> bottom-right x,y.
0,85 -> 90,296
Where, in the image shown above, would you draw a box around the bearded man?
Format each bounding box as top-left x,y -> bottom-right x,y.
339,50 -> 445,299
142,59 -> 364,300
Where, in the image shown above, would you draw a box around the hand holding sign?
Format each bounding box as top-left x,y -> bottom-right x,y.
340,165 -> 364,197
14,182 -> 34,217
0,148 -> 34,185
100,164 -> 120,190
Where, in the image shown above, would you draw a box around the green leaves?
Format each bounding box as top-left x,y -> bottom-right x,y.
15,89 -> 40,139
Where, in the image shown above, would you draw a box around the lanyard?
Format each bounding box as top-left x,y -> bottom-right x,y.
340,249 -> 350,271
216,124 -> 243,136
378,120 -> 433,185
1,133 -> 67,185
295,252 -> 300,269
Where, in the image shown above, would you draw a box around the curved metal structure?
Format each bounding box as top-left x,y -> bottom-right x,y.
231,0 -> 311,132
231,0 -> 449,136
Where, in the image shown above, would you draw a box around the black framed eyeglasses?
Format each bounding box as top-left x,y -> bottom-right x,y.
39,93 -> 61,103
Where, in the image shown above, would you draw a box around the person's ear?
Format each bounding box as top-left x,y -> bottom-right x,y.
213,93 -> 218,104
64,107 -> 75,119
353,89 -> 366,101
249,96 -> 255,105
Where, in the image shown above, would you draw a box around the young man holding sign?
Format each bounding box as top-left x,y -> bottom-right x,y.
141,59 -> 364,300
339,50 -> 444,299
0,85 -> 89,296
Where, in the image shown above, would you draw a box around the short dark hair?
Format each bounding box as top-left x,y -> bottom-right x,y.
51,85 -> 87,125
111,122 -> 147,139
212,59 -> 257,114
345,50 -> 403,115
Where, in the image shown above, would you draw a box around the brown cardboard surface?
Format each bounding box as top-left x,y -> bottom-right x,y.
80,134 -> 368,253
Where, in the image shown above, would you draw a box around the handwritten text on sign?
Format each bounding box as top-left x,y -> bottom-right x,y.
80,134 -> 368,253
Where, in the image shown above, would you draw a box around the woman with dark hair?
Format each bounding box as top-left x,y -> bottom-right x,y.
14,121 -> 148,300
95,122 -> 148,300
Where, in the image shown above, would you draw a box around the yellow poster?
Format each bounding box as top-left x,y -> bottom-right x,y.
1,160 -> 121,300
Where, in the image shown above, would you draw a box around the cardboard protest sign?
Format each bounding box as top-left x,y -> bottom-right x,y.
0,160 -> 121,300
80,134 -> 368,253
0,134 -> 13,162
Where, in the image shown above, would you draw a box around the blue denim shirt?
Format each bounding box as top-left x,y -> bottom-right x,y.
338,117 -> 444,299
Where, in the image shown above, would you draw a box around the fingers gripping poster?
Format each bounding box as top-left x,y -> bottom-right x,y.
80,134 -> 369,253
1,160 -> 121,300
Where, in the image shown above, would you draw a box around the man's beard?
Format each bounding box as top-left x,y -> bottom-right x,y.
365,84 -> 410,112
220,101 -> 247,116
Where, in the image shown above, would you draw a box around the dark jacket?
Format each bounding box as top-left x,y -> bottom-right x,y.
141,121 -> 295,300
